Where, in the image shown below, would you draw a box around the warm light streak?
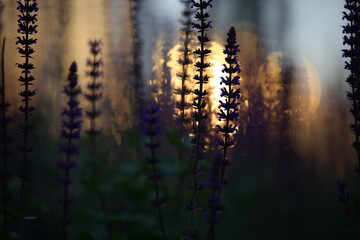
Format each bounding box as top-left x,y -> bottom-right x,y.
168,41 -> 231,128
150,38 -> 166,103
257,51 -> 321,116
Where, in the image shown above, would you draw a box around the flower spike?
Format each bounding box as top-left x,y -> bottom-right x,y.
16,0 -> 38,210
207,26 -> 241,240
343,0 -> 360,171
186,0 -> 213,238
141,103 -> 167,240
58,62 -> 82,240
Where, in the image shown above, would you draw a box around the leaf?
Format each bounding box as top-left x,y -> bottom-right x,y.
70,230 -> 96,240
93,148 -> 111,165
165,128 -> 184,148
123,128 -> 141,148
82,176 -> 101,195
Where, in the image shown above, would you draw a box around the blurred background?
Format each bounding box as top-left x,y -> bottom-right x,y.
0,0 -> 355,239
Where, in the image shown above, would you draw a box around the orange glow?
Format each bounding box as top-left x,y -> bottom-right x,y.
168,41 -> 232,128
257,51 -> 321,117
207,41 -> 228,125
150,38 -> 166,103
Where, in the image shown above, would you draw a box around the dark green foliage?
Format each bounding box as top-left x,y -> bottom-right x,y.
165,127 -> 189,148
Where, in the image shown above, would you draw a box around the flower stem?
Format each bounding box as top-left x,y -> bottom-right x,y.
150,133 -> 166,240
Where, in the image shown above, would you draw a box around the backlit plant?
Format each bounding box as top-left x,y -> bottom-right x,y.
16,0 -> 38,207
58,62 -> 82,240
207,26 -> 241,240
343,0 -> 360,170
84,39 -> 103,142
186,0 -> 213,238
141,103 -> 166,240
174,0 -> 194,137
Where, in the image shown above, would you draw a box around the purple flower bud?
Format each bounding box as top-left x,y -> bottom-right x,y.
141,104 -> 162,137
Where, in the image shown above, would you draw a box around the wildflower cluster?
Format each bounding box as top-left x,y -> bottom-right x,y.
16,0 -> 38,202
141,104 -> 166,240
343,0 -> 360,170
84,39 -> 103,138
174,0 -> 194,134
186,0 -> 212,237
58,62 -> 82,240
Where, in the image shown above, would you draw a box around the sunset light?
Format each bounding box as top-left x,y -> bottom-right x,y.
0,0 -> 354,239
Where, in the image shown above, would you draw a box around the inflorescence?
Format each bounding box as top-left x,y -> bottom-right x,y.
16,0 -> 39,208
141,103 -> 166,240
207,26 -> 241,240
343,0 -> 360,172
186,0 -> 213,238
84,39 -> 103,139
58,62 -> 82,240
175,0 -> 194,136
